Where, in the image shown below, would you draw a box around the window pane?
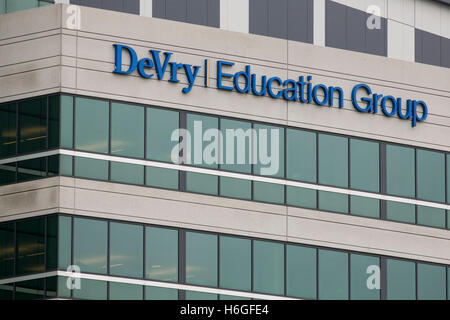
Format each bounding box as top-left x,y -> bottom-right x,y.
145,286 -> 178,300
220,118 -> 252,173
0,223 -> 14,278
220,236 -> 251,292
286,186 -> 317,209
16,218 -> 45,275
386,259 -> 416,300
0,283 -> 13,300
73,218 -> 107,274
186,232 -> 218,287
146,166 -> 178,190
350,196 -> 380,219
110,222 -> 143,278
6,0 -> 37,13
187,113 -> 219,168
111,103 -> 144,158
0,162 -> 16,185
318,249 -> 348,300
286,245 -> 316,299
447,155 -> 450,204
350,254 -> 380,300
318,191 -> 348,214
186,172 -> 218,195
15,279 -> 44,300
60,95 -> 73,149
57,276 -> 71,298
146,226 -> 178,282
417,149 -> 445,202
18,97 -> 47,154
254,124 -> 284,178
0,103 -> 16,158
350,139 -> 379,192
47,154 -> 59,177
58,216 -> 72,270
110,162 -> 144,185
220,177 -> 251,200
417,206 -> 446,229
17,157 -> 46,182
386,201 -> 415,224
253,181 -> 284,204
253,240 -> 284,295
185,290 -> 218,300
46,276 -> 57,298
386,145 -> 415,197
220,294 -> 250,300
146,108 -> 179,162
318,134 -> 348,188
60,155 -> 73,176
74,157 -> 108,181
286,128 -> 316,183
109,283 -> 143,300
75,97 -> 109,153
0,0 -> 4,14
48,95 -> 59,149
46,216 -> 57,270
72,279 -> 107,300
417,263 -> 446,300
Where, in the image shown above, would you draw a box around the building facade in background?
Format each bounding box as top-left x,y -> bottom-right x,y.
0,0 -> 449,300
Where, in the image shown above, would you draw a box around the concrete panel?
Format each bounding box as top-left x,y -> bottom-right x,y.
387,0 -> 415,26
220,0 -> 249,33
313,0 -> 325,46
388,20 -> 415,62
139,0 -> 152,17
415,0 -> 441,36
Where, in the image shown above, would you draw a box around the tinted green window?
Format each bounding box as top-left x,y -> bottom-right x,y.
447,155 -> 450,204
46,216 -> 57,271
145,286 -> 178,300
286,129 -> 316,183
58,216 -> 72,270
350,196 -> 380,219
286,186 -> 317,209
60,155 -> 73,176
0,162 -> 16,186
57,276 -> 71,299
16,218 -> 45,275
0,284 -> 13,300
6,0 -> 37,13
0,103 -> 16,158
286,245 -> 316,299
17,157 -> 46,182
350,254 -> 380,300
109,283 -> 143,300
253,240 -> 284,295
146,108 -> 179,162
350,139 -> 379,192
74,157 -> 108,181
185,291 -> 218,300
111,103 -> 144,158
253,181 -> 284,204
0,223 -> 14,278
186,232 -> 218,287
18,97 -> 47,154
0,0 -> 5,14
75,97 -> 109,153
220,177 -> 251,200
186,172 -> 218,195
220,236 -> 251,292
386,259 -> 416,300
72,279 -> 107,300
60,95 -> 73,149
15,279 -> 44,300
254,124 -> 284,178
318,250 -> 348,300
417,150 -> 445,202
47,155 -> 59,177
187,113 -> 219,168
109,222 -> 143,278
146,166 -> 178,190
386,201 -> 415,224
48,95 -> 59,149
318,191 -> 348,214
110,162 -> 144,185
220,118 -> 252,173
220,294 -> 249,300
386,145 -> 415,197
73,218 -> 107,274
318,134 -> 348,188
146,227 -> 178,282
417,263 -> 446,300
417,206 -> 446,229
45,276 -> 57,299
38,0 -> 51,7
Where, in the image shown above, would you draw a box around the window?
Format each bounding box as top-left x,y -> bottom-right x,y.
186,232 -> 218,287
220,177 -> 252,200
386,201 -> 415,224
0,223 -> 14,278
350,254 -> 380,300
416,149 -> 445,203
75,97 -> 109,153
146,108 -> 179,163
58,216 -> 72,270
286,128 -> 316,183
111,102 -> 144,158
146,227 -> 178,282
109,222 -> 143,278
17,157 -> 46,183
109,283 -> 143,300
286,186 -> 317,209
110,162 -> 144,185
253,181 -> 284,204
0,103 -> 16,158
286,245 -> 316,299
318,191 -> 348,214
318,249 -> 348,300
146,166 -> 178,190
387,259 -> 416,300
254,124 -> 284,178
186,172 -> 218,195
417,206 -> 446,229
46,216 -> 57,271
15,279 -> 44,300
0,162 -> 16,186
74,157 -> 108,181
18,97 -> 47,154
60,95 -> 73,149
417,263 -> 446,300
145,286 -> 178,300
219,236 -> 251,292
318,134 -> 348,188
16,218 -> 45,275
350,196 -> 380,219
48,95 -> 59,150
73,218 -> 107,274
253,240 -> 284,295
386,145 -> 415,198
72,278 -> 107,300
185,290 -> 218,300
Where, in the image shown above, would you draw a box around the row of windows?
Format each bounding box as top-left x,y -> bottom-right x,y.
1,215 -> 448,300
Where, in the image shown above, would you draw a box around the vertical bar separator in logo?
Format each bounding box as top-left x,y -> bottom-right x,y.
204,59 -> 210,87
